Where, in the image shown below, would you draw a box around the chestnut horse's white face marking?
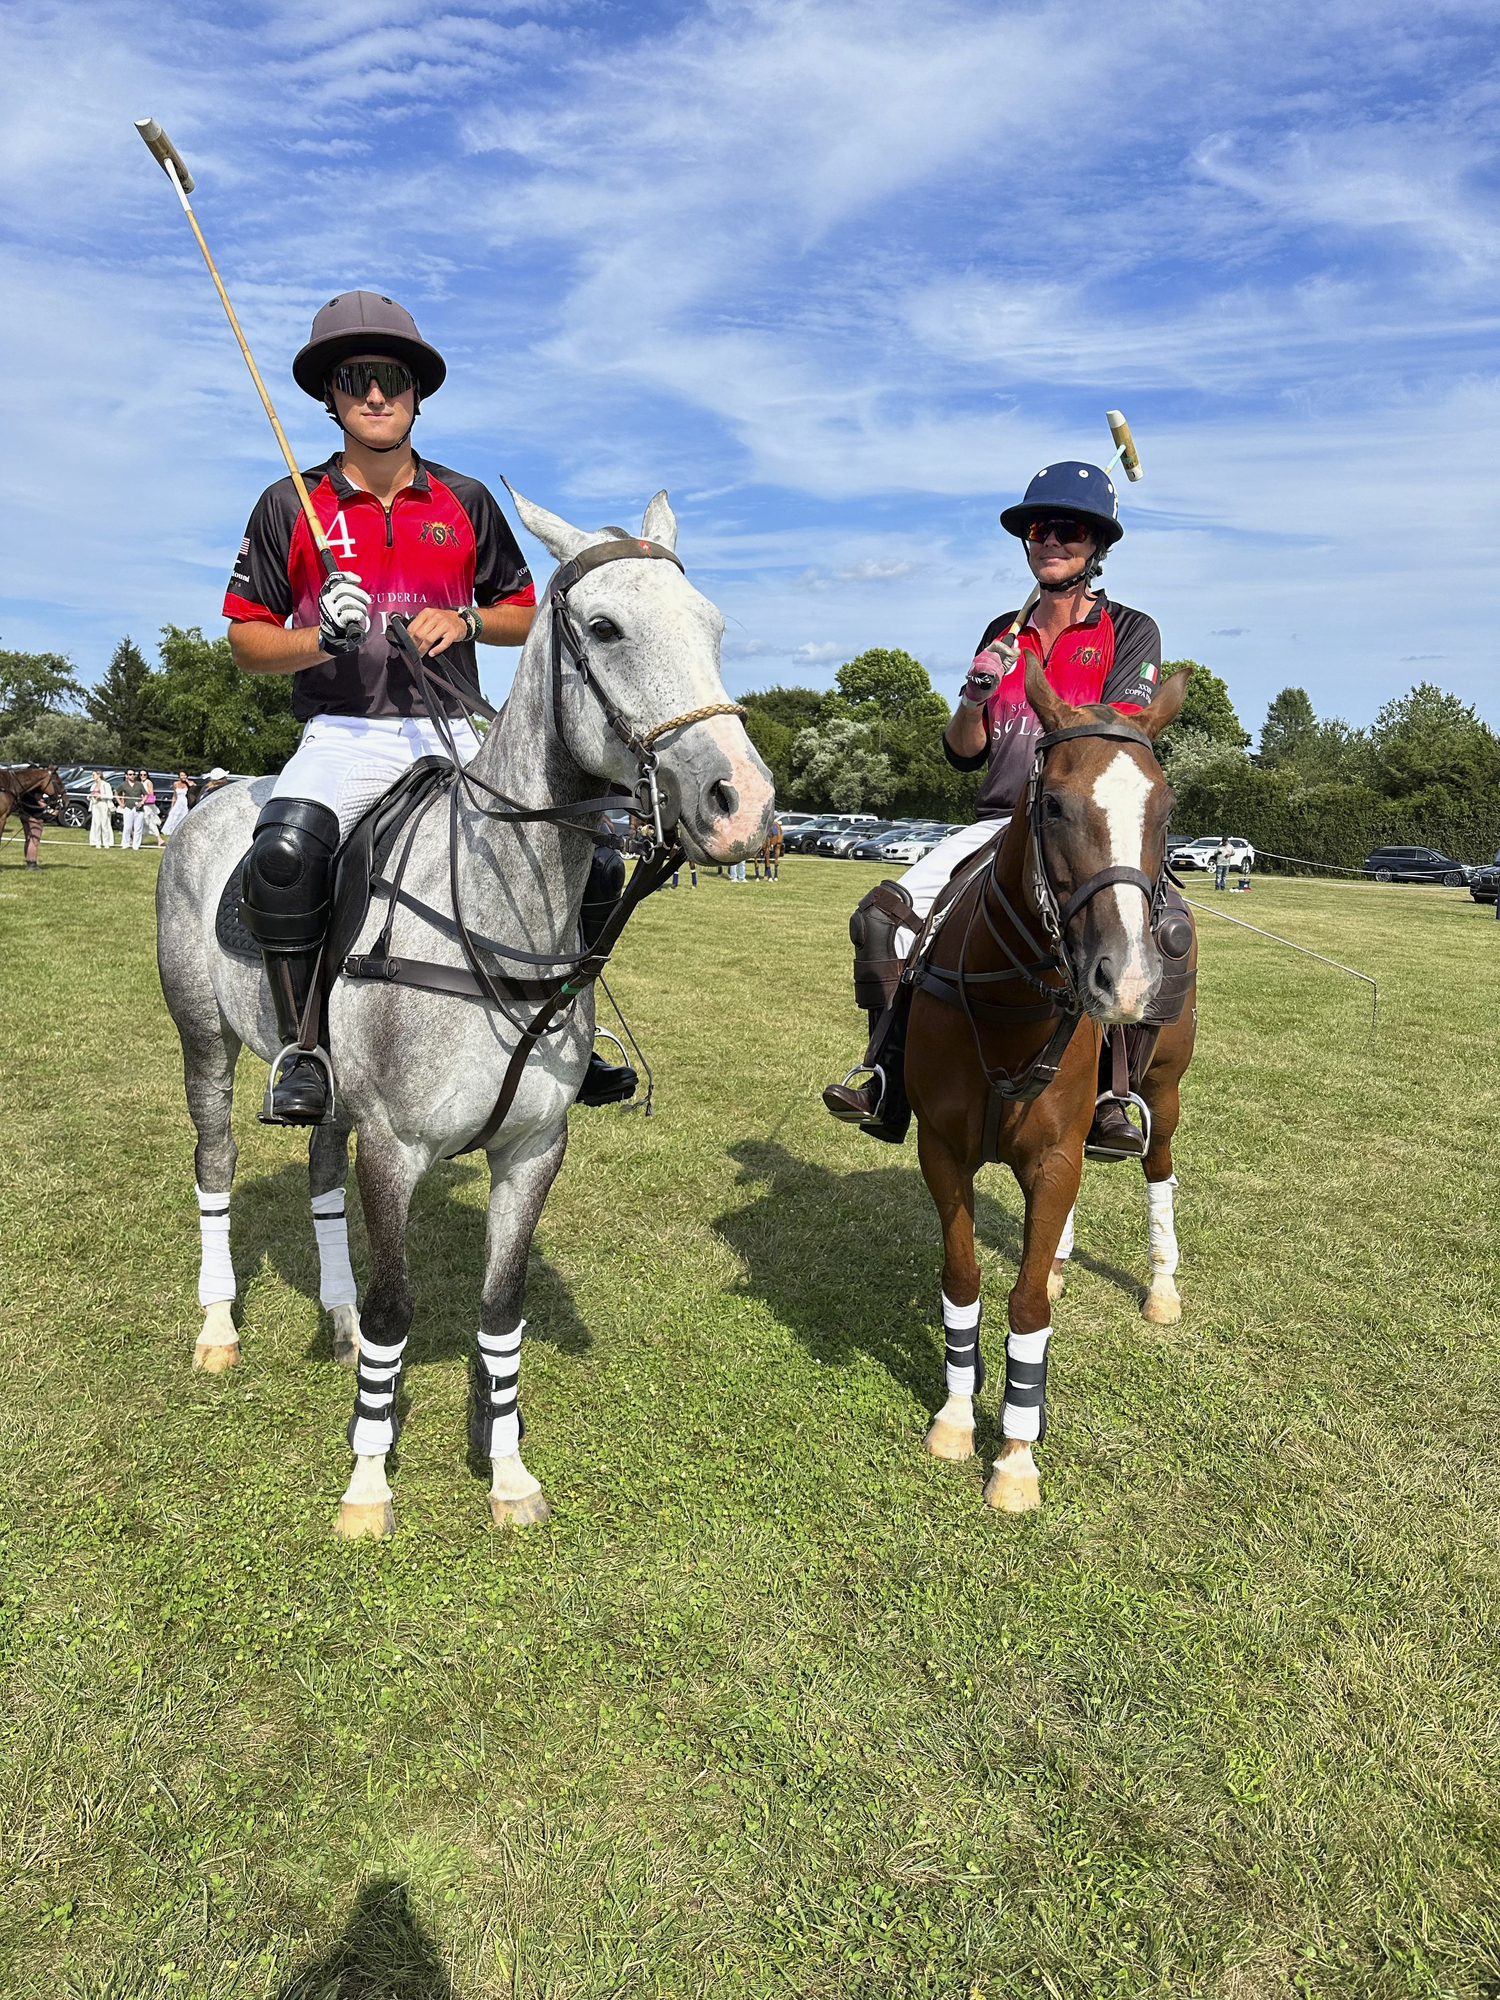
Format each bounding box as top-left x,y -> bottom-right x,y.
1091,748 -> 1155,1018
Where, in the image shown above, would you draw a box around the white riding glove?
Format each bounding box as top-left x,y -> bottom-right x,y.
318,570 -> 372,656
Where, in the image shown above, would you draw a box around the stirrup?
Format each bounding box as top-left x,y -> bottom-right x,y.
841,1061 -> 885,1118
261,1042 -> 337,1126
1085,1089 -> 1152,1163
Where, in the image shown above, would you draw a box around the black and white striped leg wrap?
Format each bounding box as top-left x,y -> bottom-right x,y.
942,1293 -> 985,1396
1002,1327 -> 1051,1442
196,1185 -> 235,1307
310,1188 -> 357,1308
475,1319 -> 525,1457
348,1334 -> 407,1456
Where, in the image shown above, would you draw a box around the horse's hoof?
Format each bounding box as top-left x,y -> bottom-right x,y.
336,1499 -> 395,1539
193,1340 -> 241,1374
330,1302 -> 360,1368
489,1490 -> 550,1529
1047,1260 -> 1069,1305
1142,1281 -> 1181,1325
983,1461 -> 1041,1513
924,1416 -> 975,1461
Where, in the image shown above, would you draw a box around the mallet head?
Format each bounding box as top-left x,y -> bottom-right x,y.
1105,409 -> 1142,482
135,118 -> 195,194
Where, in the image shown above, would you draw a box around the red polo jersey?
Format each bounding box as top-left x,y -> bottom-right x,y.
224,453 -> 535,721
946,596 -> 1164,817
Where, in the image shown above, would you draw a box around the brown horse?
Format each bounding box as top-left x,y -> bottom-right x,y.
0,765 -> 66,868
905,657 -> 1193,1514
754,817 -> 785,879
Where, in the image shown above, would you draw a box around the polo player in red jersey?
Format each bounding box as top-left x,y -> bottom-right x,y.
823,458 -> 1165,1155
224,290 -> 634,1124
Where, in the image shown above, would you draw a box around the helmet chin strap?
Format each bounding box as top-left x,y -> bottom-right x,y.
1037,549 -> 1106,594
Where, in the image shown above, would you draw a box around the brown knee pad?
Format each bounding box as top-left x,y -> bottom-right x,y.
849,880 -> 914,1021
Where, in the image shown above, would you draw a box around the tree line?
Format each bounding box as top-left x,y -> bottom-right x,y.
0,630 -> 299,774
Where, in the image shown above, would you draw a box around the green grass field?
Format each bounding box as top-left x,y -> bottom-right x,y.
3,830 -> 1500,1999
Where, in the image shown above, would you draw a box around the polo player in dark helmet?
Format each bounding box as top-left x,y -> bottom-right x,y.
224,290 -> 634,1123
823,458 -> 1166,1157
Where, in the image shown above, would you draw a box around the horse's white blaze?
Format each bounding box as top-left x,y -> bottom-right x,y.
1091,749 -> 1155,1015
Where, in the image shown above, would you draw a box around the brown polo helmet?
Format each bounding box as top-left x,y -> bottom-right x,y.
291,291 -> 447,399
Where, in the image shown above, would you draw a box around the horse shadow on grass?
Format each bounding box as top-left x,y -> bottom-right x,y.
230,1155 -> 592,1367
275,1876 -> 457,2000
715,1138 -> 1145,1409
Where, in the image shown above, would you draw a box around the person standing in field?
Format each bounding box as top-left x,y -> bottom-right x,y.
88,771 -> 115,848
141,778 -> 165,847
163,771 -> 192,838
119,770 -> 146,850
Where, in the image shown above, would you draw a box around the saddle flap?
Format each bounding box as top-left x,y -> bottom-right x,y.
325,757 -> 456,976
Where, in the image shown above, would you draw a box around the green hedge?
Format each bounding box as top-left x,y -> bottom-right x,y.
1174,766 -> 1500,871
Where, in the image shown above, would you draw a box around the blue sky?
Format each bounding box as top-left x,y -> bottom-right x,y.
3,0 -> 1497,739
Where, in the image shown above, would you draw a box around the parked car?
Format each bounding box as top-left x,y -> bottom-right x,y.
1469,849 -> 1500,903
1169,833 -> 1255,872
876,822 -> 952,863
847,822 -> 924,860
776,812 -> 817,830
1363,845 -> 1471,886
783,815 -> 841,853
817,820 -> 898,858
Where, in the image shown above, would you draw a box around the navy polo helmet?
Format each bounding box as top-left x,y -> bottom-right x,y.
1000,461 -> 1123,546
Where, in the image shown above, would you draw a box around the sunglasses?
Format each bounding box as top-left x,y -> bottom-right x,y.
329,360 -> 415,401
1024,516 -> 1092,546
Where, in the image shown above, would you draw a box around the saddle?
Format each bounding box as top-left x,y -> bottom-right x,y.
215,757 -> 457,972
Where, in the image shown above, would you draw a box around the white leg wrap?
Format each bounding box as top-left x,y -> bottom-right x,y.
350,1334 -> 407,1456
195,1186 -> 235,1307
1056,1204 -> 1076,1262
941,1292 -> 982,1396
311,1188 -> 357,1308
1147,1175 -> 1179,1277
477,1320 -> 525,1458
1002,1327 -> 1051,1441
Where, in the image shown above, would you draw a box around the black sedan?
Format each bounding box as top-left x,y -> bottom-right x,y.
1470,850 -> 1500,903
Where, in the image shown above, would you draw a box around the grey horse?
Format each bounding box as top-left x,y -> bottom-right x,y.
157,489 -> 773,1537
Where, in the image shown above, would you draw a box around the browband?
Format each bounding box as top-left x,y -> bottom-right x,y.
551,538 -> 685,595
1035,719 -> 1156,755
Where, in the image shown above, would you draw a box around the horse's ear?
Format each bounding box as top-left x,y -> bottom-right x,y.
504,482 -> 592,562
1024,651 -> 1082,735
1133,666 -> 1191,741
641,490 -> 678,552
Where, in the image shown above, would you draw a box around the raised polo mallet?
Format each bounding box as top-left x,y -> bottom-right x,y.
1104,409 -> 1143,484
134,117 -> 338,581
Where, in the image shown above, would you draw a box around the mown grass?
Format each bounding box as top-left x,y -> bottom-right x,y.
2,830 -> 1500,1999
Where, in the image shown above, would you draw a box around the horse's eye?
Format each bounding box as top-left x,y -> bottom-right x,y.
1042,793 -> 1065,821
589,618 -> 621,642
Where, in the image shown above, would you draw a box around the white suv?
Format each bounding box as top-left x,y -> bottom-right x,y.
1169,834 -> 1255,872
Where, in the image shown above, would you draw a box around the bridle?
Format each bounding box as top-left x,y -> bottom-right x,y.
0,765 -> 62,815
354,535 -> 747,1153
914,714 -> 1173,1103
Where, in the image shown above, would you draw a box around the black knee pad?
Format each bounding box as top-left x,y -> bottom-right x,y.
240,797 -> 341,954
850,879 -> 913,1017
581,844 -> 626,951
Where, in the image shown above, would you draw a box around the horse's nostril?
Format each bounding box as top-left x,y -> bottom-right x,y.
711,779 -> 739,820
1091,955 -> 1115,994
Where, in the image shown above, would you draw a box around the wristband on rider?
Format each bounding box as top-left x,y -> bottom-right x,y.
455,605 -> 483,643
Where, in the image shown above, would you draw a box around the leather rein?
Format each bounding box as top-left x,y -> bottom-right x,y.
917,717 -> 1173,1104
347,538 -> 744,1152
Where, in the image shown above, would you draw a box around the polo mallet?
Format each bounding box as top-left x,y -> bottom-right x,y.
1104,409 -> 1143,484
134,117 -> 338,582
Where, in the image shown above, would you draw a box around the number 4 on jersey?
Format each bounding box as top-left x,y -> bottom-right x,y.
325,511 -> 358,561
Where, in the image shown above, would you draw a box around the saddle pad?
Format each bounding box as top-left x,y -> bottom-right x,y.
215,865 -> 261,964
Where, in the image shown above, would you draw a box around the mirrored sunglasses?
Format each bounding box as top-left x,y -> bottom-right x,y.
1024,516 -> 1092,545
329,360 -> 415,401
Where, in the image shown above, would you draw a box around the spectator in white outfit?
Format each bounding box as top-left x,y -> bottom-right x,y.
140,779 -> 165,847
88,771 -> 115,848
163,771 -> 192,838
119,770 -> 146,849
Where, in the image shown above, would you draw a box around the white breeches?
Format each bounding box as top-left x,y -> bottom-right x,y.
271,713 -> 481,835
895,818 -> 1008,956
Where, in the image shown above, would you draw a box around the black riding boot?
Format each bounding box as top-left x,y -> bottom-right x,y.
822,985 -> 914,1143
239,798 -> 341,1126
575,844 -> 638,1108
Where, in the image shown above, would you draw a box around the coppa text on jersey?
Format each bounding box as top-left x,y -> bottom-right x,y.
224,454 -> 535,721
951,596 -> 1164,819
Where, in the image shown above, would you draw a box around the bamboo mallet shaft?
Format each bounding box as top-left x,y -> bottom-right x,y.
134,118 -> 337,577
